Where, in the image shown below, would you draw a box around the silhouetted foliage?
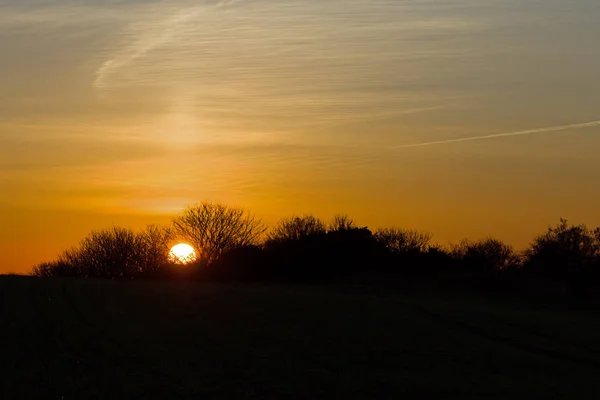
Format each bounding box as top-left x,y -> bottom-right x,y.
266,215 -> 327,246
137,225 -> 173,276
265,218 -> 376,282
209,245 -> 272,282
30,204 -> 600,298
451,238 -> 521,271
374,228 -> 433,254
31,261 -> 68,278
329,214 -> 357,232
525,219 -> 600,273
80,227 -> 145,278
523,219 -> 600,294
173,202 -> 266,263
32,226 -> 172,279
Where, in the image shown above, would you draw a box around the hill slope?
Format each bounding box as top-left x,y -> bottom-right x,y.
2,276 -> 600,398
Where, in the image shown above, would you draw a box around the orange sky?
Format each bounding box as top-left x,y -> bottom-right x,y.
2,0 -> 600,273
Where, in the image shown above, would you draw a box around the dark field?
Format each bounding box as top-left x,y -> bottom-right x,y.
2,277 -> 600,398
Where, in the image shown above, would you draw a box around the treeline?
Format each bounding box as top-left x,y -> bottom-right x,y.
32,203 -> 600,297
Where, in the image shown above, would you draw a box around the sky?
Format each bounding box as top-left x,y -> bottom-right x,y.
2,0 -> 600,273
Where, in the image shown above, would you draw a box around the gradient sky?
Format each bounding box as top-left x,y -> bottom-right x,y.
2,0 -> 600,273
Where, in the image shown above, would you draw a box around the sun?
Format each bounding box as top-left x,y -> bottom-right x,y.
169,243 -> 197,264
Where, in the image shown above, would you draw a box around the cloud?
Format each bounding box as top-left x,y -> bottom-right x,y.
390,120 -> 600,149
94,0 -> 241,89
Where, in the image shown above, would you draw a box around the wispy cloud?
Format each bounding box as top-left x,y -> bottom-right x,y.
390,121 -> 600,149
94,0 -> 240,89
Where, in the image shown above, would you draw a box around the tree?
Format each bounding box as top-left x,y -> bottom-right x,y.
31,225 -> 173,278
137,225 -> 173,274
374,228 -> 433,254
451,237 -> 520,271
31,262 -> 60,278
78,226 -> 143,278
524,219 -> 600,279
329,214 -> 356,232
266,215 -> 327,245
172,202 -> 265,263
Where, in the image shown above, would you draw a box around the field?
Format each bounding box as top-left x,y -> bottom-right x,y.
2,276 -> 600,398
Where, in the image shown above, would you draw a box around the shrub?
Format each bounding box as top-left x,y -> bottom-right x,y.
266,215 -> 327,246
374,228 -> 433,254
31,225 -> 173,278
451,238 -> 521,271
329,214 -> 357,232
524,219 -> 600,285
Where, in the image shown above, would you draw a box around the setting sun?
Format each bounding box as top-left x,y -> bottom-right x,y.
169,243 -> 197,264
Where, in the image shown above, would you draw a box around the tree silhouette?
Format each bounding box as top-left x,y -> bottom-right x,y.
31,261 -> 70,278
374,228 -> 433,254
29,202 -> 600,297
78,227 -> 144,278
173,202 -> 265,263
32,225 -> 173,278
451,237 -> 520,271
329,214 -> 357,232
266,215 -> 327,245
524,219 -> 600,294
137,225 -> 172,275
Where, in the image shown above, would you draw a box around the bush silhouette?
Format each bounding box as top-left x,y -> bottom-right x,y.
524,219 -> 600,294
209,245 -> 271,282
374,228 -> 433,254
266,215 -> 327,246
32,226 -> 172,278
525,219 -> 599,274
264,215 -> 377,281
30,203 -> 600,298
31,260 -> 76,278
451,238 -> 521,272
138,225 -> 172,270
329,214 -> 357,232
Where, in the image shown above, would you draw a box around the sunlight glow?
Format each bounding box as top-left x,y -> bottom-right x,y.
169,243 -> 197,264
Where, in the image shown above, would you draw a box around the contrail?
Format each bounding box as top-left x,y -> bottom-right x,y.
94,0 -> 240,89
390,120 -> 600,149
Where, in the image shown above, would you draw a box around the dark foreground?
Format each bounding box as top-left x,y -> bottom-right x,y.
2,277 -> 600,398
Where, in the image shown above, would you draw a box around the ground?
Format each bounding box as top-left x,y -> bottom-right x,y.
2,276 -> 600,399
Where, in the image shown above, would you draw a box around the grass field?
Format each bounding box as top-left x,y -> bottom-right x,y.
2,276 -> 600,398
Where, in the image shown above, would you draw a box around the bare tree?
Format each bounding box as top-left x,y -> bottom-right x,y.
172,202 -> 265,263
78,227 -> 143,278
329,214 -> 356,232
137,224 -> 172,273
31,262 -> 55,278
31,225 -> 173,278
267,215 -> 327,244
374,228 -> 433,254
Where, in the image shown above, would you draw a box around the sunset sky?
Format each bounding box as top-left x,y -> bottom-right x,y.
2,0 -> 600,273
